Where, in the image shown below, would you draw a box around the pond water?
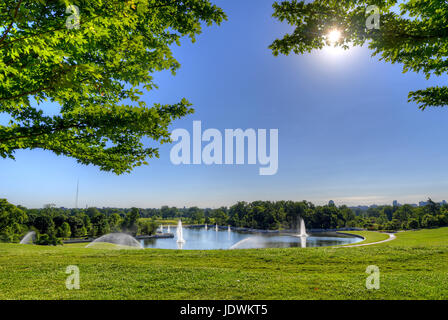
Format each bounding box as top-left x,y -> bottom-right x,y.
141,227 -> 363,250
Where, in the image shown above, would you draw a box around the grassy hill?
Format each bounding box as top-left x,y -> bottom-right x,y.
0,228 -> 447,299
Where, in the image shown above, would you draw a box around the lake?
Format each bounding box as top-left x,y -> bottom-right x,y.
141,226 -> 363,250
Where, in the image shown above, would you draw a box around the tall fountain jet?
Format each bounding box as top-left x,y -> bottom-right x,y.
228,225 -> 231,232
299,218 -> 308,237
215,224 -> 218,232
205,223 -> 208,231
167,225 -> 171,233
176,220 -> 185,244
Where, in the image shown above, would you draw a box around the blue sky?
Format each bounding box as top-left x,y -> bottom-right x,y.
2,0 -> 448,209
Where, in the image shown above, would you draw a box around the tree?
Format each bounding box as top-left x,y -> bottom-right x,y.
123,207 -> 140,234
89,210 -> 110,236
382,206 -> 394,221
137,219 -> 158,235
0,199 -> 27,242
284,201 -> 306,229
108,212 -> 123,232
35,233 -> 62,246
437,214 -> 448,227
407,218 -> 419,230
188,207 -> 204,224
424,198 -> 440,216
211,208 -> 228,226
58,221 -> 72,238
393,204 -> 413,224
366,207 -> 381,218
228,202 -> 248,227
67,215 -> 86,237
86,207 -> 100,217
0,0 -> 226,174
270,0 -> 448,109
421,214 -> 437,228
78,226 -> 87,238
33,214 -> 55,234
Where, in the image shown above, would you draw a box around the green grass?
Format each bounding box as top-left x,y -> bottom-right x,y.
0,228 -> 447,299
143,218 -> 178,225
338,231 -> 390,245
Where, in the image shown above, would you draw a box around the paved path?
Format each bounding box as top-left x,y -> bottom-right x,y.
338,233 -> 396,248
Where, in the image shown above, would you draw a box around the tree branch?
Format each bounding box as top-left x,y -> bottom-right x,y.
0,0 -> 23,45
0,86 -> 54,102
0,123 -> 87,143
0,0 -> 183,49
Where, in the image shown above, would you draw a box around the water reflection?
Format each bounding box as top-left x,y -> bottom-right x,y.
142,227 -> 362,250
301,236 -> 306,248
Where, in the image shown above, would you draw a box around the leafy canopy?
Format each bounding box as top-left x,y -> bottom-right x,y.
0,0 -> 226,173
270,0 -> 448,110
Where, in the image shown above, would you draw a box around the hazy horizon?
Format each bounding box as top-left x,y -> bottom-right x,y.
7,192 -> 446,210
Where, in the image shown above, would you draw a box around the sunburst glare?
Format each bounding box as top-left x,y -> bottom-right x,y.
327,29 -> 342,45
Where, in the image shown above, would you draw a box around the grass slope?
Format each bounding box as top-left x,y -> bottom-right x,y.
0,228 -> 447,300
339,231 -> 390,245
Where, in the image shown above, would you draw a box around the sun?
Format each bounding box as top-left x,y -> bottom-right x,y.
319,28 -> 357,59
327,29 -> 342,45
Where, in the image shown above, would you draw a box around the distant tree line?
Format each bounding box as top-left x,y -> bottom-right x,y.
0,200 -> 157,245
149,199 -> 448,231
1,198 -> 448,244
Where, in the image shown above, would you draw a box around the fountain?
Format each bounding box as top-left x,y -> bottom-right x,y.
299,218 -> 308,237
230,236 -> 261,249
167,225 -> 171,233
159,225 -> 164,233
176,220 -> 185,243
215,224 -> 218,232
86,233 -> 143,249
139,222 -> 362,249
228,225 -> 231,232
205,223 -> 208,231
20,231 -> 36,244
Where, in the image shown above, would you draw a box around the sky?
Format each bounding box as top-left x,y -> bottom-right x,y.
2,0 -> 448,209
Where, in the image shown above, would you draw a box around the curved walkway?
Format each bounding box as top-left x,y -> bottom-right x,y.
340,233 -> 396,248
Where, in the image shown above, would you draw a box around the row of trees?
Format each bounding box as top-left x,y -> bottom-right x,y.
0,200 -> 158,244
140,199 -> 448,231
2,198 -> 448,244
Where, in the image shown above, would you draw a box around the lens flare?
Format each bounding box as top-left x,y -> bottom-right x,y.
327,29 -> 342,44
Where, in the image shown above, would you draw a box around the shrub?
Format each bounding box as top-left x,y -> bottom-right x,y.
138,220 -> 158,236
35,234 -> 62,246
407,219 -> 420,230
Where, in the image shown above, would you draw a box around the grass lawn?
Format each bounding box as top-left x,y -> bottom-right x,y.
0,228 -> 447,300
145,218 -> 179,225
338,230 -> 390,245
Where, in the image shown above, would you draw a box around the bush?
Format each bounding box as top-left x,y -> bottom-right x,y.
436,214 -> 448,227
407,219 -> 420,230
35,233 -> 62,246
138,220 -> 158,236
421,214 -> 437,228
